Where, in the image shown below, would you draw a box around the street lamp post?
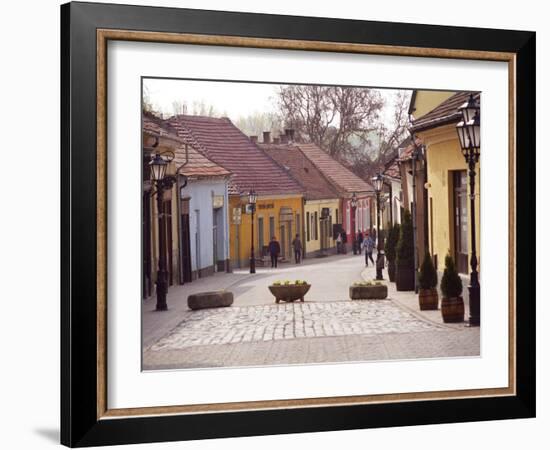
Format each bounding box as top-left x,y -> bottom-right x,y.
456,94 -> 481,327
350,192 -> 358,255
248,190 -> 257,274
372,173 -> 384,280
149,152 -> 176,311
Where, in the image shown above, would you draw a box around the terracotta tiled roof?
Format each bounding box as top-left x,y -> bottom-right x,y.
296,143 -> 373,195
142,113 -> 231,179
397,136 -> 425,162
260,143 -> 339,200
411,91 -> 480,132
167,115 -> 303,197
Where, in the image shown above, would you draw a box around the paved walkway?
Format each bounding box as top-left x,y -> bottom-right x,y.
142,252 -> 479,370
148,300 -> 444,351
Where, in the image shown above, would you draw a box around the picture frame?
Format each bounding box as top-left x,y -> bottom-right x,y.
61,1 -> 535,447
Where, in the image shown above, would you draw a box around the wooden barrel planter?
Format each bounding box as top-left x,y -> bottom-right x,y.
268,284 -> 311,303
349,284 -> 388,300
418,288 -> 439,310
441,296 -> 464,323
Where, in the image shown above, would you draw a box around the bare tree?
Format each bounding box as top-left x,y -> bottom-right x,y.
191,100 -> 220,117
171,100 -> 188,116
278,85 -> 384,157
235,112 -> 284,138
278,85 -> 410,178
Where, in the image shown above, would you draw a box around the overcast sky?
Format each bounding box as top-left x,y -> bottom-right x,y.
143,78 -> 410,126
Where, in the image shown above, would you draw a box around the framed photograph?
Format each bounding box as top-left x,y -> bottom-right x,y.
61,1 -> 535,447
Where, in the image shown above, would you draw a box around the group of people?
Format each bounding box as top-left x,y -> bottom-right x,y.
267,231 -> 378,269
266,234 -> 303,268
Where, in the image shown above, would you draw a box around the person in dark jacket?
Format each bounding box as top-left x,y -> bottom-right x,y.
357,231 -> 364,255
268,236 -> 281,268
291,234 -> 302,264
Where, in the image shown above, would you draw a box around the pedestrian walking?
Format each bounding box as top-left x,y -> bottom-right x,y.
357,231 -> 364,255
291,233 -> 302,263
363,233 -> 375,266
268,236 -> 281,268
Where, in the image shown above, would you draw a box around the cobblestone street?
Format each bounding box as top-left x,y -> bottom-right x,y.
149,301 -> 443,350
142,253 -> 480,370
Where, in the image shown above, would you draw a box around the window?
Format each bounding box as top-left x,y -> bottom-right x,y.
269,216 -> 275,240
306,212 -> 310,241
335,208 -> 339,224
258,217 -> 264,253
314,211 -> 318,240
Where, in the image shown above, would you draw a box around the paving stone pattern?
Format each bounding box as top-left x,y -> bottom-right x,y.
149,300 -> 444,351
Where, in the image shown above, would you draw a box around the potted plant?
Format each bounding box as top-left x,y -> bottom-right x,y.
440,254 -> 464,322
395,210 -> 415,291
349,280 -> 388,300
418,251 -> 438,310
268,280 -> 311,303
385,222 -> 400,282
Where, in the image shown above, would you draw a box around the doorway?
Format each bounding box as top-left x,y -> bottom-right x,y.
453,170 -> 468,274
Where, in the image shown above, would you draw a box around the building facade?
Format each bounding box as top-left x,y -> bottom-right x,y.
382,154 -> 403,227
142,113 -> 232,299
296,143 -> 375,248
411,92 -> 481,274
167,116 -> 304,268
260,137 -> 341,258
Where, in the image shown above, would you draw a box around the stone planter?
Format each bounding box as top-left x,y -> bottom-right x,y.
188,290 -> 234,310
268,284 -> 311,303
418,288 -> 439,310
441,296 -> 464,323
387,260 -> 396,282
349,284 -> 388,300
395,262 -> 415,291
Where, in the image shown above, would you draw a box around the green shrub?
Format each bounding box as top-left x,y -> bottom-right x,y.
440,254 -> 462,298
385,222 -> 400,263
396,210 -> 413,266
418,251 -> 438,289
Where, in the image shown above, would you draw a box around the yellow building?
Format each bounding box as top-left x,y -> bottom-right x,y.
409,90 -> 455,119
411,92 -> 480,274
167,116 -> 304,269
229,194 -> 303,266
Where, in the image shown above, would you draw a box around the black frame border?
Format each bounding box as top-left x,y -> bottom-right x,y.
61,1 -> 535,447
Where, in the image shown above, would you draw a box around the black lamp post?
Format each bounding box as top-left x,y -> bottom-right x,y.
372,173 -> 384,280
350,192 -> 358,255
149,152 -> 176,311
456,94 -> 481,327
248,190 -> 257,274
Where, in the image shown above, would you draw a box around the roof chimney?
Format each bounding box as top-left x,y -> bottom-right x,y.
263,131 -> 271,144
249,135 -> 258,143
280,134 -> 288,144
